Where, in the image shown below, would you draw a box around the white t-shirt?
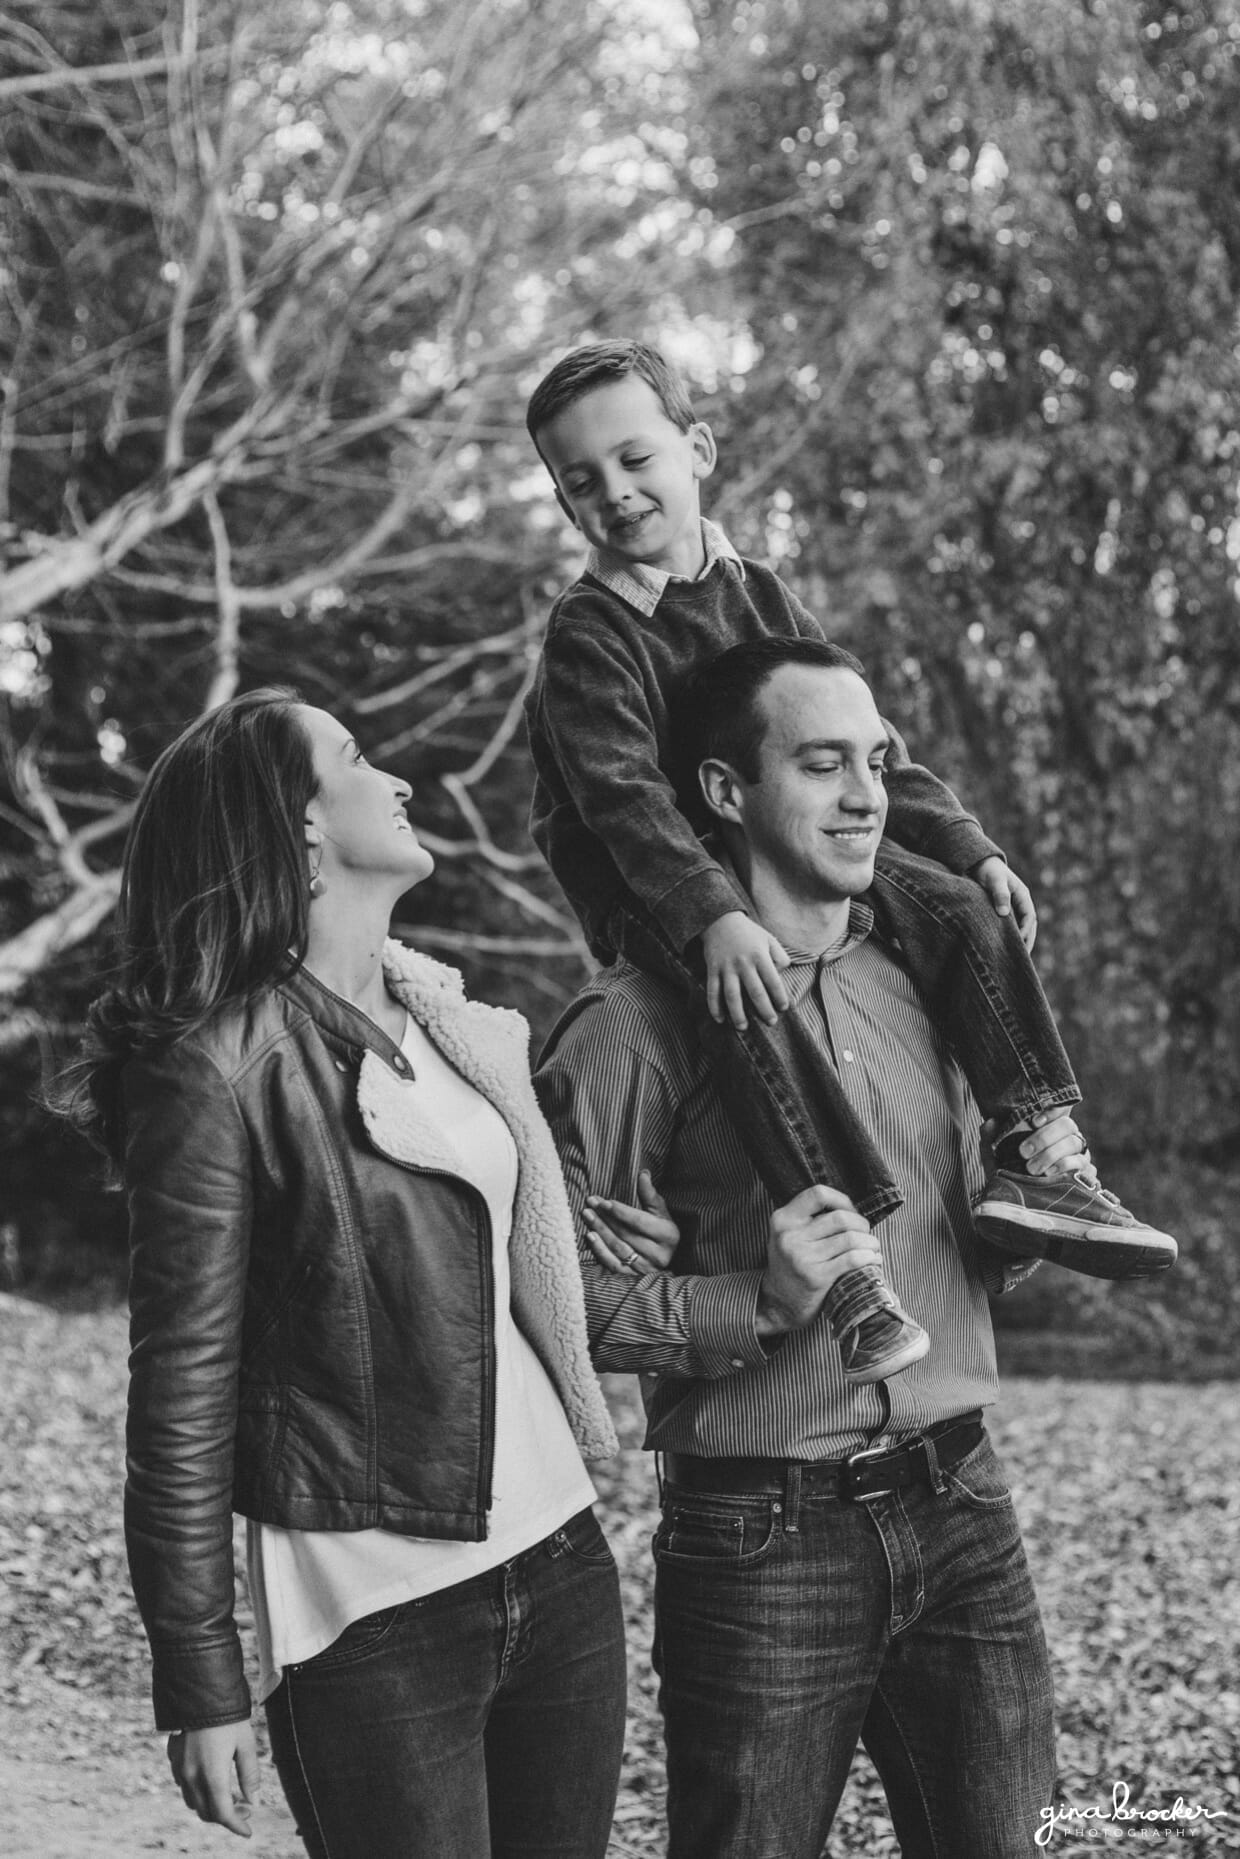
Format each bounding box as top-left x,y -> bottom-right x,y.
246,1012 -> 596,1701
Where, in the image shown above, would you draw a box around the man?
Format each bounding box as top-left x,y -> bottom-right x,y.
535,637 -> 1067,1859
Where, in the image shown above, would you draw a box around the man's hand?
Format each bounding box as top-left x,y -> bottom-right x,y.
168,1722 -> 259,1838
702,911 -> 791,1029
583,1169 -> 679,1273
756,1185 -> 882,1338
969,855 -> 1037,951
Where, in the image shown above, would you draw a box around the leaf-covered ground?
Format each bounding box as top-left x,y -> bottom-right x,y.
1,1302 -> 1237,1858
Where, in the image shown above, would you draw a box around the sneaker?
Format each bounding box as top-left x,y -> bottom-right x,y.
824,1267 -> 930,1384
973,1169 -> 1178,1279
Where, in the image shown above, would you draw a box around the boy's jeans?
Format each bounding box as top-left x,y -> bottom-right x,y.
652,1432 -> 1056,1858
603,842 -> 1079,1222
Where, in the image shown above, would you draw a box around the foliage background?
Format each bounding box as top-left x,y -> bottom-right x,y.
2,0 -> 1239,1337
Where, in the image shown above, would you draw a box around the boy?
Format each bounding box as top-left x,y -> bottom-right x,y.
522,339 -> 1176,1383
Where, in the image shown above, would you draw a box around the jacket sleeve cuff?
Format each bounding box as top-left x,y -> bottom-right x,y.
150,1636 -> 251,1732
687,1272 -> 770,1377
655,865 -> 750,951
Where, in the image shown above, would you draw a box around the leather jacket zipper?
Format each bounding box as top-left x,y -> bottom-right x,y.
362,1141 -> 498,1530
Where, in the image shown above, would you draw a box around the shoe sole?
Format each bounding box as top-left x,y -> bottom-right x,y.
842,1326 -> 931,1385
974,1203 -> 1178,1279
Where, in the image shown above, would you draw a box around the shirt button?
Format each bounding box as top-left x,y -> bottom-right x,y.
334,1060 -> 348,1073
730,1358 -> 745,1368
842,1049 -> 855,1063
393,1055 -> 407,1072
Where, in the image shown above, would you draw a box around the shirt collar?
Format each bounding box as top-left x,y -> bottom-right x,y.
780,900 -> 877,1006
584,518 -> 745,618
708,845 -> 877,1006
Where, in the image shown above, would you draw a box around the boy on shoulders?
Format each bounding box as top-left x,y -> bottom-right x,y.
523,339 -> 1176,1385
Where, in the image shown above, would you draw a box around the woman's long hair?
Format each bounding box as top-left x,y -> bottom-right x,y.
61,687 -> 318,1164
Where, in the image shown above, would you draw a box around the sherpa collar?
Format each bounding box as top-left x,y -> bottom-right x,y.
351,940 -> 617,1462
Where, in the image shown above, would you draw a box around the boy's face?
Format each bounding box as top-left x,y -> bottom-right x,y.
535,375 -> 716,578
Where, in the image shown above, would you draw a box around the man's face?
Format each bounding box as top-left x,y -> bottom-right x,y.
730,666 -> 890,905
535,375 -> 715,577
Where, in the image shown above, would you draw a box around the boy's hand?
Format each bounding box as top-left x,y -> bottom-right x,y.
702,911 -> 791,1029
970,855 -> 1038,951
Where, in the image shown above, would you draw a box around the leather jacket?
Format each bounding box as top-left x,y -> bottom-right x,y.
122,942 -> 615,1730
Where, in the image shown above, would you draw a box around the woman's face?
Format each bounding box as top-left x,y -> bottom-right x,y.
299,706 -> 434,894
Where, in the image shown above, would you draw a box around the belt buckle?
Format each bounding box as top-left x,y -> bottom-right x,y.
842,1441 -> 898,1504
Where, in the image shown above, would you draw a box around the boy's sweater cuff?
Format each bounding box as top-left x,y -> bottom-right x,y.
918,821 -> 1004,876
654,865 -> 751,952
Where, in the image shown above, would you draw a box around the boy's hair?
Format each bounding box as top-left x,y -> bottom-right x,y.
680,638 -> 868,786
525,340 -> 696,451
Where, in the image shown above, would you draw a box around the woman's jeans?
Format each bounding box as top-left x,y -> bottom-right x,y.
652,1433 -> 1056,1858
264,1507 -> 627,1859
605,843 -> 1079,1223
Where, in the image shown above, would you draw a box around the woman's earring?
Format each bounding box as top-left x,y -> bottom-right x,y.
308,844 -> 326,899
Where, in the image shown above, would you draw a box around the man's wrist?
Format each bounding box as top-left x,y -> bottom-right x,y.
755,1277 -> 815,1338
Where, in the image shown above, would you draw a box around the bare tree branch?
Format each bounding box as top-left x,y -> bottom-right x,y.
2,398 -> 274,622
389,924 -> 589,961
0,874 -> 120,999
106,539 -> 519,606
0,54 -> 206,102
202,490 -> 241,710
355,620 -> 535,714
13,746 -> 93,887
0,166 -> 144,205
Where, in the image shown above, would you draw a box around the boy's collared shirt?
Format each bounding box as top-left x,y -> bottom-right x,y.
584,517 -> 745,619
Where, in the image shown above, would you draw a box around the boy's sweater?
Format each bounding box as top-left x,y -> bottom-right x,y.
525,545 -> 1001,956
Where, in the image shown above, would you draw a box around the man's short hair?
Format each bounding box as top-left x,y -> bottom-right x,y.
680,638 -> 868,786
526,340 -> 696,448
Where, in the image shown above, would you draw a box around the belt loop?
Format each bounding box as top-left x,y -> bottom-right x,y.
783,1463 -> 801,1533
923,1436 -> 946,1495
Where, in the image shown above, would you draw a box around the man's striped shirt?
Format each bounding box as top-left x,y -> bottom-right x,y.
536,901 -> 1028,1460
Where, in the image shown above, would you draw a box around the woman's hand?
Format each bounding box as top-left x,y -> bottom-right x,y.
167,1721 -> 260,1838
583,1168 -> 679,1275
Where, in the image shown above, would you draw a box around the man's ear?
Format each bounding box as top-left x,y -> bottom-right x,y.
698,757 -> 743,825
689,421 -> 717,481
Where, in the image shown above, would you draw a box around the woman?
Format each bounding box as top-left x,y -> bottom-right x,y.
67,688 -> 661,1858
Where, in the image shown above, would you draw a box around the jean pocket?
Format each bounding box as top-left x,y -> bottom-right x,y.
653,1492 -> 781,1570
548,1506 -> 616,1568
294,1601 -> 405,1674
941,1437 -> 1013,1510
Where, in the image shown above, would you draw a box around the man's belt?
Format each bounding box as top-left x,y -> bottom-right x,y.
662,1411 -> 984,1506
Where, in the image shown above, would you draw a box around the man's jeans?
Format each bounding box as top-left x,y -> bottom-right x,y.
605,842 -> 1079,1223
264,1508 -> 626,1859
653,1433 -> 1056,1858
